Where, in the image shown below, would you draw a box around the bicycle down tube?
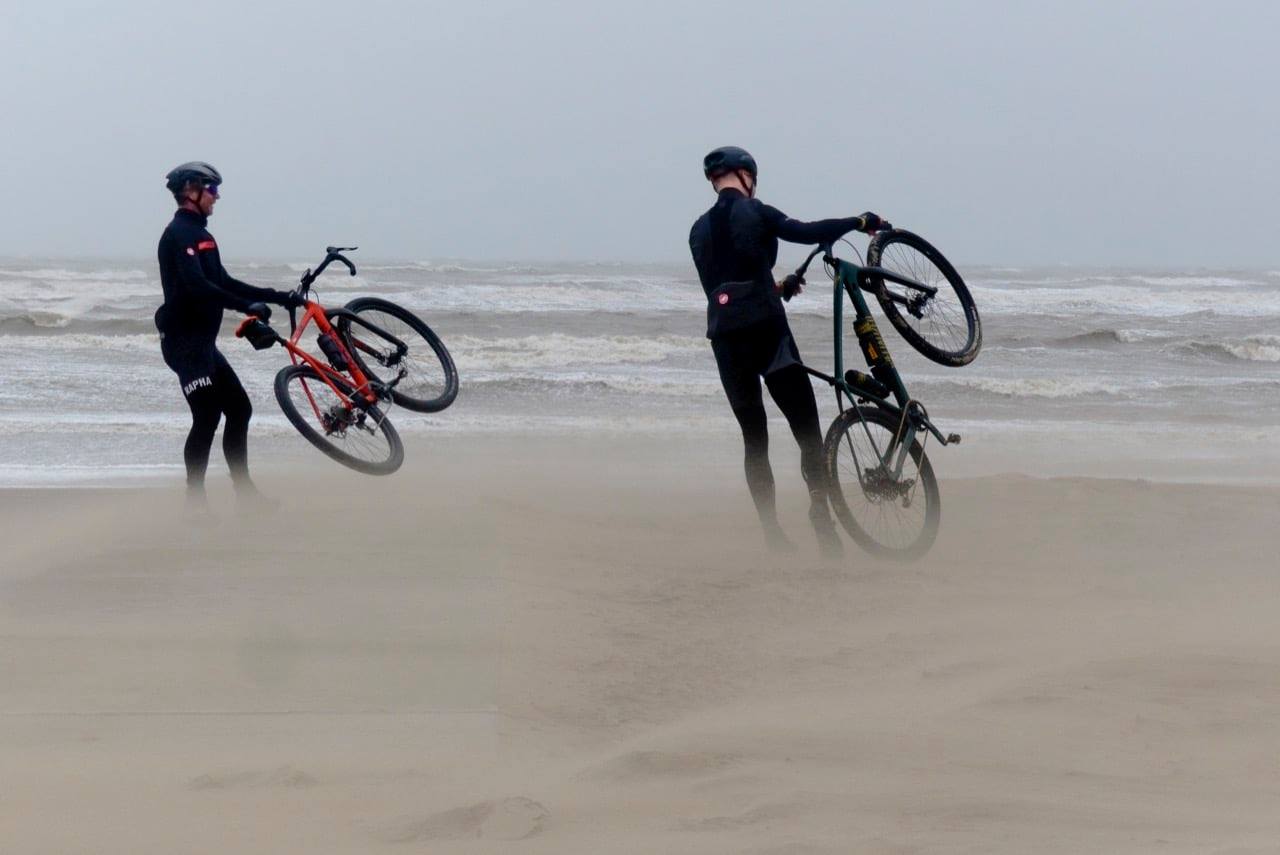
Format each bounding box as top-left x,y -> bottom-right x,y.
829,258 -> 919,481
830,258 -> 911,408
285,303 -> 376,409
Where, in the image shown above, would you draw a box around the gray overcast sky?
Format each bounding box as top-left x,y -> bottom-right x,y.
1,0 -> 1276,265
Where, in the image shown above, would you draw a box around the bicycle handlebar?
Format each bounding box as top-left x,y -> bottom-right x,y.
793,244 -> 831,280
299,247 -> 359,289
789,219 -> 896,283
290,246 -> 360,333
788,229 -> 936,304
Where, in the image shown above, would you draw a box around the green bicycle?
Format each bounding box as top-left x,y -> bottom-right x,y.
786,229 -> 980,560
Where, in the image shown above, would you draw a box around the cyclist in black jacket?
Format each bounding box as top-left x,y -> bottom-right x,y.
690,146 -> 887,557
155,161 -> 297,507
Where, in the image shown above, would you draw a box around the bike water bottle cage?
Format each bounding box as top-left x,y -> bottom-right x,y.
844,369 -> 889,400
317,333 -> 349,371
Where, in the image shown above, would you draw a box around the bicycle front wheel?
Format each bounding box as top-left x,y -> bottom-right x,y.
867,229 -> 981,367
274,364 -> 404,475
336,297 -> 458,413
824,405 -> 940,560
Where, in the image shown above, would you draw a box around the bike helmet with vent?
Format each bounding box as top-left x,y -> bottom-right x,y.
702,146 -> 757,179
165,161 -> 222,195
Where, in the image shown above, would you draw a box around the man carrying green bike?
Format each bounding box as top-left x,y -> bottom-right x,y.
689,146 -> 886,558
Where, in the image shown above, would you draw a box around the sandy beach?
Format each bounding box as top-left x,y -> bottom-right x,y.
5,0 -> 1279,848
3,433 -> 1279,853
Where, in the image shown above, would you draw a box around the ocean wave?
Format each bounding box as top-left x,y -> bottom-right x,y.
1130,274 -> 1263,288
380,281 -> 698,315
971,282 -> 1280,318
0,314 -> 158,335
1045,328 -> 1172,348
0,412 -> 193,433
462,372 -> 720,398
1,332 -> 160,353
924,376 -> 1137,399
412,262 -> 542,274
0,310 -> 74,330
1171,336 -> 1280,364
0,267 -> 148,282
449,333 -> 703,370
286,261 -> 544,276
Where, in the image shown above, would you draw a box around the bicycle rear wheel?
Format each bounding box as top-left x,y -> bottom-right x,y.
824,405 -> 939,560
867,229 -> 981,367
274,364 -> 404,475
336,297 -> 458,413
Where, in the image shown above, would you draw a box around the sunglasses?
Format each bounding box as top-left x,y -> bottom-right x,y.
202,183 -> 220,197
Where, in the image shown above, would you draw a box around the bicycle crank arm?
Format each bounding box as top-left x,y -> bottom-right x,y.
922,424 -> 963,446
880,402 -> 960,448
922,420 -> 962,447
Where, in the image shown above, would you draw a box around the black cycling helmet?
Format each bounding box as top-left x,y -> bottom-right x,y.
165,161 -> 222,195
703,146 -> 757,179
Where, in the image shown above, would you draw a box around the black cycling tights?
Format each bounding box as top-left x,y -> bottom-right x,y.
713,326 -> 826,528
181,357 -> 253,492
730,364 -> 826,527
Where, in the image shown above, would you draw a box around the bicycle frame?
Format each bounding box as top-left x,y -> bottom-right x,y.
283,300 -> 378,411
798,247 -> 961,480
238,296 -> 411,427
234,245 -> 427,452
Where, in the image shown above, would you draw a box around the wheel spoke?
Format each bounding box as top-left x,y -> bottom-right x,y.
283,369 -> 396,467
875,236 -> 977,362
827,411 -> 935,556
339,301 -> 456,411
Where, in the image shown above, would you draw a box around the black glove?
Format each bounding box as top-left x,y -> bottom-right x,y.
780,273 -> 804,302
856,211 -> 889,233
273,289 -> 303,309
245,301 -> 271,321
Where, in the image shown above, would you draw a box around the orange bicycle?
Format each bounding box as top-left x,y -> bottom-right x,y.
236,246 -> 458,475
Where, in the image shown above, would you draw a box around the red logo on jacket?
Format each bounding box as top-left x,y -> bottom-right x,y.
196,240 -> 217,251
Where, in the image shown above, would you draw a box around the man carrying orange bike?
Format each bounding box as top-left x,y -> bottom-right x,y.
155,161 -> 299,508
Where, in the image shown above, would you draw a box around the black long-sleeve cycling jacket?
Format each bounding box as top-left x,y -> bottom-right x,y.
689,188 -> 863,339
155,208 -> 282,341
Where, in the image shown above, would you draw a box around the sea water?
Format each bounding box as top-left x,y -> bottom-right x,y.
3,257 -> 1279,485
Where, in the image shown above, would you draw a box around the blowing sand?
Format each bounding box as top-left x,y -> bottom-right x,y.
3,433 -> 1280,853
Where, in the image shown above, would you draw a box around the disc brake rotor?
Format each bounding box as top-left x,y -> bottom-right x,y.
861,467 -> 917,506
907,292 -> 931,319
